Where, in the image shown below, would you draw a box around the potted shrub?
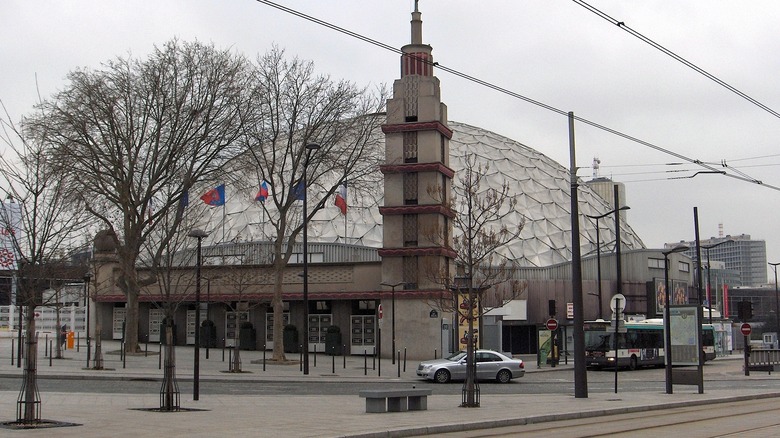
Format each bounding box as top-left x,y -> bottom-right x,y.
325,325 -> 342,356
200,319 -> 217,348
239,321 -> 256,350
283,324 -> 300,353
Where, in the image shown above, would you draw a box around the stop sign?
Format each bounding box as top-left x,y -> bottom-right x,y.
740,323 -> 752,336
546,318 -> 559,331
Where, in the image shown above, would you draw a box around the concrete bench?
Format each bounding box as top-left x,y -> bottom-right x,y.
358,388 -> 432,413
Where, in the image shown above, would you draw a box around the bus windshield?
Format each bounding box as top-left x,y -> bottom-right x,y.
584,330 -> 612,351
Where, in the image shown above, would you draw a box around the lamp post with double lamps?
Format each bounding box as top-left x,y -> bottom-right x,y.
381,281 -> 403,364
586,206 -> 630,320
770,263 -> 780,337
302,142 -> 320,375
188,228 -> 208,401
83,273 -> 91,369
701,240 -> 731,324
663,245 -> 688,394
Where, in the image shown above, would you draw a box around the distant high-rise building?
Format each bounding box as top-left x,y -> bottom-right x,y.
667,234 -> 767,287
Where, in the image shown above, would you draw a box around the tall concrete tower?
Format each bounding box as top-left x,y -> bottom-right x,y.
378,4 -> 455,359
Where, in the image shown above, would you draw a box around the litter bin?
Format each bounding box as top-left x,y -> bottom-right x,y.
67,331 -> 75,349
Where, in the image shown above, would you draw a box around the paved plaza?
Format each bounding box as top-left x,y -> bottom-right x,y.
0,338 -> 778,437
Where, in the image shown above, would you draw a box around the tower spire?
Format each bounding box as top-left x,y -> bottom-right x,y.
411,1 -> 422,45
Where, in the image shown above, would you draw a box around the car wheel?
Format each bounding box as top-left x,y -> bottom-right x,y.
496,369 -> 512,383
434,369 -> 451,383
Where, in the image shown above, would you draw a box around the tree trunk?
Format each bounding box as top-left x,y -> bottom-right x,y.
271,258 -> 287,361
462,288 -> 479,408
125,290 -> 140,353
160,323 -> 179,411
231,342 -> 241,372
18,306 -> 41,423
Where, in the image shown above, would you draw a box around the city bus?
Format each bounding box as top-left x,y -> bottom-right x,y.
584,319 -> 716,370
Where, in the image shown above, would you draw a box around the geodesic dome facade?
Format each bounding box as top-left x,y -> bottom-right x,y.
197,119 -> 645,267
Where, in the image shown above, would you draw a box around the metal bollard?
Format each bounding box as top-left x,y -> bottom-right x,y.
397,351 -> 400,378
403,348 -> 407,372
263,346 -> 266,372
11,338 -> 14,365
314,344 -> 317,368
435,348 -> 437,360
300,347 -> 303,372
77,332 -> 80,352
158,342 -> 162,369
49,341 -> 53,367
343,345 -> 346,369
364,350 -> 367,375
145,342 -> 148,357
222,340 -> 225,362
332,352 -> 335,374
45,334 -> 49,357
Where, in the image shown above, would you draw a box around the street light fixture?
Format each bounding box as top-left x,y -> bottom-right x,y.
83,273 -> 92,369
381,281 -> 403,364
302,142 -> 320,375
188,228 -> 208,401
769,262 -> 780,338
663,244 -> 688,394
585,205 -> 630,320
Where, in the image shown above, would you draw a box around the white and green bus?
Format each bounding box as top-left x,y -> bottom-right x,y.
584,319 -> 716,370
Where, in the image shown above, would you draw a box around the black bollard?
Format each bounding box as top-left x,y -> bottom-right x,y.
49,341 -> 53,367
403,347 -> 407,372
332,351 -> 335,374
45,334 -> 49,358
343,345 -> 346,369
145,342 -> 148,357
313,344 -> 317,367
435,349 -> 437,359
77,332 -> 80,352
397,351 -> 400,378
158,342 -> 162,369
300,347 -> 303,372
364,350 -> 367,375
10,338 -> 14,365
263,346 -> 266,372
372,352 -> 376,371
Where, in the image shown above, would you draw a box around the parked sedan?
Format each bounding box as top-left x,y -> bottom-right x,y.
416,350 -> 525,383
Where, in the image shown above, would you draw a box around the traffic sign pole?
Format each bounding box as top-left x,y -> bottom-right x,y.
742,323 -> 752,376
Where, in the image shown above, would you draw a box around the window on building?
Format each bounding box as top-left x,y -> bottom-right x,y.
678,261 -> 690,273
403,256 -> 418,290
648,258 -> 664,269
403,215 -> 418,247
403,132 -> 418,163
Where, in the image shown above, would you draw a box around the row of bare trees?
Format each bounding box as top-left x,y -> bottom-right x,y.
2,37 -> 526,418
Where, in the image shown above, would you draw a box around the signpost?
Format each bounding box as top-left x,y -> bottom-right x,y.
545,318 -> 559,367
742,322 -> 751,376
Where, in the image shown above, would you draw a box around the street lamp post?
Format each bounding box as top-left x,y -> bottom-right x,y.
586,205 -> 630,320
701,240 -> 731,324
84,273 -> 92,369
770,263 -> 780,337
663,245 -> 688,394
381,281 -> 403,364
188,228 -> 208,401
302,143 -> 320,375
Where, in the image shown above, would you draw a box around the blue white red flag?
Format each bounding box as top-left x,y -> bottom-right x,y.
335,182 -> 347,215
255,181 -> 269,202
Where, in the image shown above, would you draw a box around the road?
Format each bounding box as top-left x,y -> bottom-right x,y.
0,358 -> 773,396
423,398 -> 780,437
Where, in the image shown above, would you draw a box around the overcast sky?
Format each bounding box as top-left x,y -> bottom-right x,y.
3,1 -> 779,280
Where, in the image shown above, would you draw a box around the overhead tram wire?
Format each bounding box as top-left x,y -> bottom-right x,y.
571,0 -> 780,120
255,0 -> 780,192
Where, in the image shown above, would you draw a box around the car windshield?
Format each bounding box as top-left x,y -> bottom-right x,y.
446,351 -> 467,361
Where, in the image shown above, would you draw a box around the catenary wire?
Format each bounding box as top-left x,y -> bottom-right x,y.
571,0 -> 780,120
254,0 -> 780,192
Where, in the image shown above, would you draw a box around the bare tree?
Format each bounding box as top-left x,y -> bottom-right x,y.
0,101 -> 91,424
234,47 -> 386,361
28,39 -> 252,353
424,154 -> 527,408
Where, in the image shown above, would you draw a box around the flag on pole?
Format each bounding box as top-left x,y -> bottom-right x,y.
255,181 -> 269,202
292,179 -> 305,201
200,184 -> 226,206
335,182 -> 347,215
180,190 -> 189,207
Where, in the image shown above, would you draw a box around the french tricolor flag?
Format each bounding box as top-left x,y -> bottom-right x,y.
255,181 -> 269,202
335,182 -> 347,215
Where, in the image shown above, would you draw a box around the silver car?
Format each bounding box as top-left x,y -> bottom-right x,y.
416,350 -> 525,383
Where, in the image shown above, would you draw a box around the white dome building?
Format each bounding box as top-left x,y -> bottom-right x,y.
202,119 -> 644,267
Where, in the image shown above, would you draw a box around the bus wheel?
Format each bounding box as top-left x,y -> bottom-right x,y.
629,356 -> 638,371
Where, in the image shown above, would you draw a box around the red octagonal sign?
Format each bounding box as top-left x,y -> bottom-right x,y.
546,318 -> 559,331
740,323 -> 752,336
